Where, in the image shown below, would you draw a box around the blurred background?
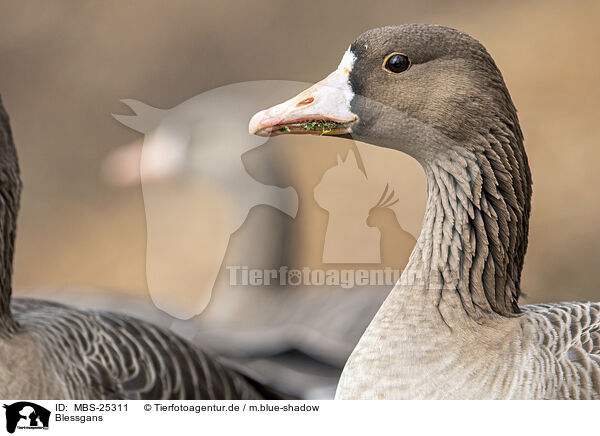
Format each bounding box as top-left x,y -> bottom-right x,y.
1,0 -> 599,398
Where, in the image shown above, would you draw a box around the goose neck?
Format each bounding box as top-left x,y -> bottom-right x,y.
398,141 -> 530,321
0,101 -> 21,336
0,170 -> 20,336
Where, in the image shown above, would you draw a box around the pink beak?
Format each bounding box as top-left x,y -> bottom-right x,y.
249,51 -> 358,137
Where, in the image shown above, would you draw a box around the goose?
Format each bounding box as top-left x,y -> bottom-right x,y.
249,24 -> 600,399
0,95 -> 287,400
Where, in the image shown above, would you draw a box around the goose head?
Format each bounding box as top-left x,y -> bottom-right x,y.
250,24 -> 523,162
250,24 -> 532,316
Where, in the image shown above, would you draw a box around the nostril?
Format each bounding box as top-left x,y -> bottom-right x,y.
296,97 -> 314,106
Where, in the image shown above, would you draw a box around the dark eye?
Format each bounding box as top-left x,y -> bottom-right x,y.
383,53 -> 411,74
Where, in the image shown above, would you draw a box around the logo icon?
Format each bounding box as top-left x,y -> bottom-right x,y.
2,402 -> 50,434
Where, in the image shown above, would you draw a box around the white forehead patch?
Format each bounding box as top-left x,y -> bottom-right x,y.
337,47 -> 356,73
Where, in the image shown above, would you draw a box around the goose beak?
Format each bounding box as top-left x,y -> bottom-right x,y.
249,56 -> 358,137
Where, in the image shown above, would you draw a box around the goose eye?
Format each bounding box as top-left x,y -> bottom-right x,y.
383,53 -> 411,74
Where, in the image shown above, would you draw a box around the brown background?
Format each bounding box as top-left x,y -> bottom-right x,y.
1,0 -> 599,306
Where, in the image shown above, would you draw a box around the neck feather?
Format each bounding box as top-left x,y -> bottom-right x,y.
402,121 -> 531,318
0,98 -> 21,335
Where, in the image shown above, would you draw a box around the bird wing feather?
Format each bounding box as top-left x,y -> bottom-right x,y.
12,298 -> 286,400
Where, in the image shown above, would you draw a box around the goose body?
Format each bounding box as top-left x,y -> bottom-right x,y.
2,299 -> 275,399
249,24 -> 600,399
0,96 -> 284,400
